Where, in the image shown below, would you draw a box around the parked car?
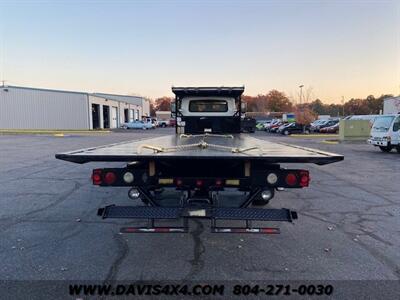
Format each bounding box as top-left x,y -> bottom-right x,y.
320,123 -> 339,133
310,119 -> 329,132
281,123 -> 311,135
143,117 -> 158,129
276,123 -> 292,134
255,120 -> 270,130
311,119 -> 338,132
264,119 -> 280,131
122,120 -> 154,130
269,121 -> 284,133
158,120 -> 170,127
310,119 -> 324,127
169,118 -> 177,127
318,120 -> 339,131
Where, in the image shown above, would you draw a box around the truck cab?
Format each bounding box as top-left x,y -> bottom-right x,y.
172,87 -> 244,134
368,114 -> 400,153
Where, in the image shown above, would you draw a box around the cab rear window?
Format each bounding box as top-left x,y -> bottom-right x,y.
189,100 -> 228,112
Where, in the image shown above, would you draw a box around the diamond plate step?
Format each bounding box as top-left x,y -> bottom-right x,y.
98,205 -> 297,222
98,205 -> 181,219
213,207 -> 297,222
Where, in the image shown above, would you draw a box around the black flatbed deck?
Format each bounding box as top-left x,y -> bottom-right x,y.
55,134 -> 343,165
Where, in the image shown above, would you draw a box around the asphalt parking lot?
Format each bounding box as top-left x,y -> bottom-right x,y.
1,128 -> 399,296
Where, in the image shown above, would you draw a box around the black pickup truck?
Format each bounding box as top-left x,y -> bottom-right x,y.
56,87 -> 343,234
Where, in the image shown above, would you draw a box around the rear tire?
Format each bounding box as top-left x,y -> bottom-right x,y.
379,146 -> 392,152
284,130 -> 289,135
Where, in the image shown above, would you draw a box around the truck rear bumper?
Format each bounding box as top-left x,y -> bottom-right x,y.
98,205 -> 297,221
97,205 -> 297,234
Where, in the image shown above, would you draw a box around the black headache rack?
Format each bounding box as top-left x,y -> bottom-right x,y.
171,86 -> 245,98
98,205 -> 298,234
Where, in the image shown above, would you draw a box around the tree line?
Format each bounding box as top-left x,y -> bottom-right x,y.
150,90 -> 396,117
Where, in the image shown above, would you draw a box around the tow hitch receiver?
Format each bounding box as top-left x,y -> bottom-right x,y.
97,205 -> 297,234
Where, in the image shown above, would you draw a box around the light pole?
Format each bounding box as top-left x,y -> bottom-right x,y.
298,85 -> 304,130
299,85 -> 304,107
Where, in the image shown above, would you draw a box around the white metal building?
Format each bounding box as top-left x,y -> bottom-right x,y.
0,85 -> 150,130
383,96 -> 400,115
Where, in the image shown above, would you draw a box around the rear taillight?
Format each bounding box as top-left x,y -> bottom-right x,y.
285,173 -> 297,186
92,169 -> 102,185
215,179 -> 223,187
299,170 -> 310,187
195,179 -> 204,187
176,178 -> 183,186
104,172 -> 117,185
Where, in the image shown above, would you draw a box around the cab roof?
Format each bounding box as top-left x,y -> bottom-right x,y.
172,86 -> 244,98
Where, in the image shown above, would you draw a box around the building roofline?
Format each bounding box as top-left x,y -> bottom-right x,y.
0,85 -> 145,101
92,92 -> 143,100
1,85 -> 89,96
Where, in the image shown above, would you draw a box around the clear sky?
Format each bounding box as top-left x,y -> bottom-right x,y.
0,0 -> 399,103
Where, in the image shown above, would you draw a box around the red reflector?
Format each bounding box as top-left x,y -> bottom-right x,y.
215,179 -> 223,186
176,178 -> 183,186
261,228 -> 280,234
120,227 -> 186,233
104,172 -> 117,185
299,171 -> 310,187
92,169 -> 102,185
285,173 -> 297,186
196,179 -> 203,187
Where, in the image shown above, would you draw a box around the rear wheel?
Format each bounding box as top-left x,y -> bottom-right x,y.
284,130 -> 290,135
379,146 -> 392,152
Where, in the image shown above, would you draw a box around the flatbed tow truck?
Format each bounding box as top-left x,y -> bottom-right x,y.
56,87 -> 343,234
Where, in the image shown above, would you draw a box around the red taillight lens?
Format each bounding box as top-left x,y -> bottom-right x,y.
195,179 -> 203,187
92,169 -> 102,185
176,178 -> 183,186
285,173 -> 297,186
104,172 -> 117,185
215,179 -> 223,187
299,170 -> 310,187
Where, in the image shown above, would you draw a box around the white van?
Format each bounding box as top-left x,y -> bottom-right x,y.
368,114 -> 400,152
